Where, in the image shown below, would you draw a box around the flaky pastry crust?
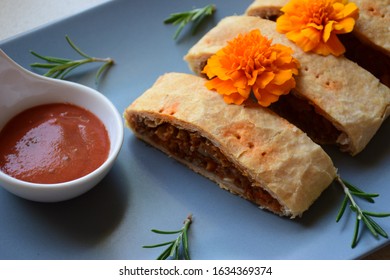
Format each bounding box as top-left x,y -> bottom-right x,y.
125,72 -> 336,217
184,16 -> 390,155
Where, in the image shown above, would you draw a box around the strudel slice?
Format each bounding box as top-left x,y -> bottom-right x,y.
184,16 -> 390,155
125,72 -> 336,218
245,0 -> 390,86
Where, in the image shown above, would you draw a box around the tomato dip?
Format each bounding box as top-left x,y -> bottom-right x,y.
0,103 -> 110,184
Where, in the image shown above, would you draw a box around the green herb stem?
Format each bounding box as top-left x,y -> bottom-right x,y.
336,176 -> 390,248
30,35 -> 114,82
164,4 -> 216,39
143,214 -> 193,260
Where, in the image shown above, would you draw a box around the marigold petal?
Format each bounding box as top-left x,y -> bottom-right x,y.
205,78 -> 236,95
333,17 -> 356,33
203,51 -> 237,80
273,70 -> 294,85
203,58 -> 222,79
287,31 -> 317,52
319,33 -> 346,56
323,21 -> 335,42
279,79 -> 296,94
256,72 -> 275,89
223,92 -> 247,105
306,22 -> 323,31
301,27 -> 322,42
253,88 -> 280,107
340,3 -> 359,18
232,72 -> 248,88
246,69 -> 259,86
203,29 -> 299,107
237,86 -> 252,99
275,43 -> 294,56
312,43 -> 331,56
265,79 -> 295,96
276,0 -> 359,56
311,33 -> 345,56
276,15 -> 295,33
333,2 -> 346,15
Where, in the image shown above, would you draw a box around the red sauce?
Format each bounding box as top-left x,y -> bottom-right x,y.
0,103 -> 110,184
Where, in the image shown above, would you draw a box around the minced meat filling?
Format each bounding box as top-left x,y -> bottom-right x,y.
270,92 -> 342,145
130,115 -> 283,214
339,33 -> 390,88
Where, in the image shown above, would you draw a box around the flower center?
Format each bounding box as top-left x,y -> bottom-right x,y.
307,0 -> 334,27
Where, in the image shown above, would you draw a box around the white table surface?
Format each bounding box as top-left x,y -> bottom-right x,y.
0,0 -> 389,260
0,0 -> 110,42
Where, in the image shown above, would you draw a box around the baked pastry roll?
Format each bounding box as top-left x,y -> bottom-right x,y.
124,72 -> 336,218
184,15 -> 390,155
246,0 -> 390,87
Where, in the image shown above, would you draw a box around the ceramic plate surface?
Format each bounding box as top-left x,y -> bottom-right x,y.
0,0 -> 389,259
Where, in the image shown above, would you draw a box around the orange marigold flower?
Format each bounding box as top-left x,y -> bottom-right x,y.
202,29 -> 299,107
276,0 -> 359,56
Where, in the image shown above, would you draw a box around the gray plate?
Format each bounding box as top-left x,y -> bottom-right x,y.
0,0 -> 389,259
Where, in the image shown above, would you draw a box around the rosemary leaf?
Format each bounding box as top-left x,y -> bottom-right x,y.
30,35 -> 114,82
170,238 -> 180,260
46,61 -> 81,73
361,214 -> 379,238
29,63 -> 59,69
342,180 -> 376,203
164,13 -> 185,24
173,23 -> 187,40
52,69 -> 65,79
95,62 -> 113,83
349,204 -> 358,213
30,51 -> 71,64
363,215 -> 388,238
336,195 -> 348,222
363,211 -> 390,218
182,227 -> 190,260
143,214 -> 193,260
157,244 -> 175,260
65,35 -> 91,58
190,5 -> 214,35
336,176 -> 390,248
164,4 -> 216,39
142,240 -> 174,249
349,190 -> 379,200
59,64 -> 82,79
351,216 -> 360,248
150,229 -> 183,235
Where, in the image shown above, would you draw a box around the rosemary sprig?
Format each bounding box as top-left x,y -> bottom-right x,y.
336,176 -> 390,248
164,4 -> 216,39
143,214 -> 193,260
30,35 -> 114,82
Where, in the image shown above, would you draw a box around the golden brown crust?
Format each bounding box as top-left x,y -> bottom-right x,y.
184,15 -> 390,155
125,72 -> 336,218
